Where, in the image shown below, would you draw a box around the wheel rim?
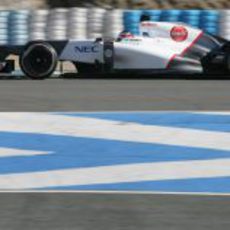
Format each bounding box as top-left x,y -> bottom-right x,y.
22,44 -> 56,78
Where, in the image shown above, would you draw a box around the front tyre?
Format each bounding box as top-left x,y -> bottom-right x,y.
20,42 -> 58,79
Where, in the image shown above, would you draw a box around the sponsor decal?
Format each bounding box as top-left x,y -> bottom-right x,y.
122,38 -> 142,43
75,45 -> 99,53
121,38 -> 141,45
170,26 -> 188,42
123,38 -> 141,42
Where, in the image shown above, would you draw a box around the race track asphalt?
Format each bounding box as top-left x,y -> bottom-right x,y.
1,77 -> 230,230
0,192 -> 229,230
0,78 -> 230,111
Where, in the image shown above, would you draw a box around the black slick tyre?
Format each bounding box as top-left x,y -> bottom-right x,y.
20,42 -> 58,79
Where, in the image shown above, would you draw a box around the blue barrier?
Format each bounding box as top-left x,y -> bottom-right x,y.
123,10 -> 142,34
0,9 -> 227,45
123,9 -> 221,36
143,10 -> 162,21
180,10 -> 201,27
160,10 -> 181,22
199,10 -> 220,35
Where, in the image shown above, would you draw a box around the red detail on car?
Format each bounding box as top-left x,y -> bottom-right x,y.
166,32 -> 203,69
141,22 -> 157,28
119,32 -> 134,39
170,26 -> 188,42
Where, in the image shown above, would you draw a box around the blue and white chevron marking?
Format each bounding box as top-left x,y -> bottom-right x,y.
0,112 -> 230,193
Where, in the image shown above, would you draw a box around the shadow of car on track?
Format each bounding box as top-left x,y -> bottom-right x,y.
60,73 -> 230,81
0,73 -> 230,80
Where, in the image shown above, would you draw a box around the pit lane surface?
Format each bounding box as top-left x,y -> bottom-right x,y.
0,192 -> 229,230
0,78 -> 230,111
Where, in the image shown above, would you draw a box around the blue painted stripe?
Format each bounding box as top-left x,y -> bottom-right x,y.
0,131 -> 229,174
45,177 -> 230,193
56,112 -> 230,133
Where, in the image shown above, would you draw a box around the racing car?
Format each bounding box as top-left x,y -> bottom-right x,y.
0,14 -> 229,79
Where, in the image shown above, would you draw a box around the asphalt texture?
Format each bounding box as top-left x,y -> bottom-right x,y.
0,193 -> 229,230
0,78 -> 230,111
1,77 -> 230,230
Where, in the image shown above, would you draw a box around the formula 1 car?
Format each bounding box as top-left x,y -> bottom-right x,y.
0,15 -> 229,79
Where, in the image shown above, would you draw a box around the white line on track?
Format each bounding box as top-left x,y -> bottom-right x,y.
192,111 -> 230,116
0,190 -> 229,196
52,111 -> 230,115
0,113 -> 230,151
0,158 -> 229,189
0,148 -> 52,157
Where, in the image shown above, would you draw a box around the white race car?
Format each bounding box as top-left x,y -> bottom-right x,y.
1,16 -> 230,79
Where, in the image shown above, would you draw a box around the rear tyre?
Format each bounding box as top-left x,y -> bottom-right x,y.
20,42 -> 58,79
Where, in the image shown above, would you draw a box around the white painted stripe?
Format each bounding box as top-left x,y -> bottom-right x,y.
0,113 -> 230,151
192,111 -> 230,116
0,148 -> 52,157
0,159 -> 229,189
0,190 -> 229,196
55,111 -> 230,114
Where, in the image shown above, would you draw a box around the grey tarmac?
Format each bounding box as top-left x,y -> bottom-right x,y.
0,193 -> 229,230
0,78 -> 230,111
1,77 -> 230,230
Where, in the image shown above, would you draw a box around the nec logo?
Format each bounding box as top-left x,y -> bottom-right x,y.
75,46 -> 99,53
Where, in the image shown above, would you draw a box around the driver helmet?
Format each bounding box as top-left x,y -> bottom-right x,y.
118,30 -> 134,39
140,14 -> 151,22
